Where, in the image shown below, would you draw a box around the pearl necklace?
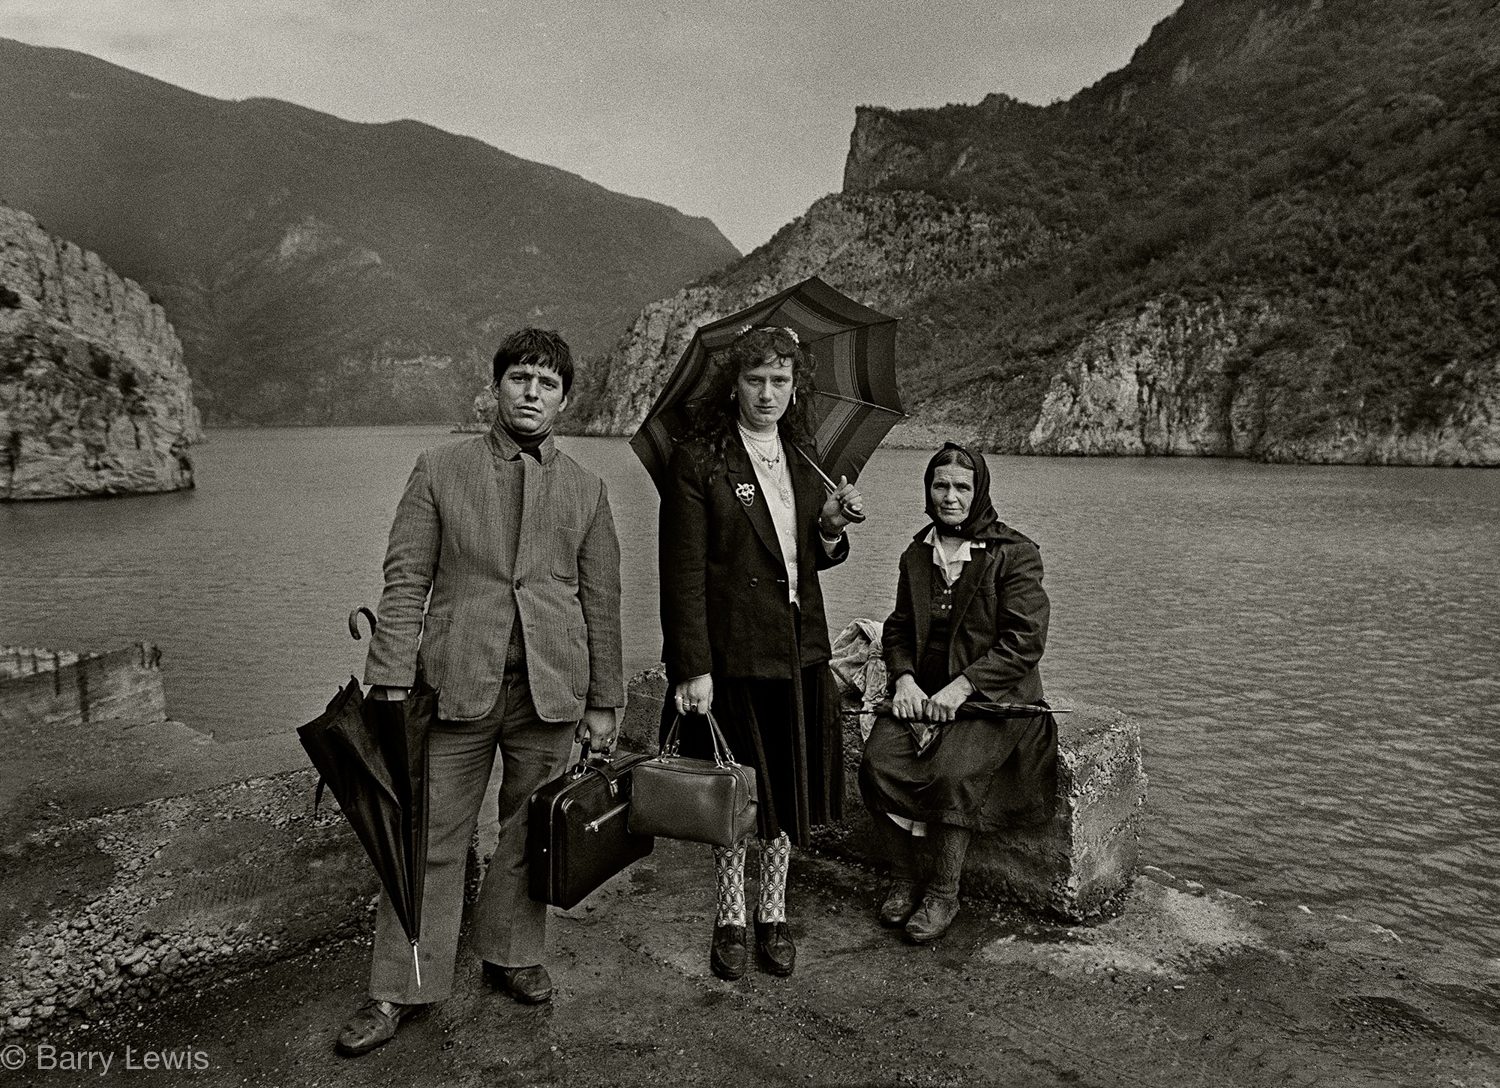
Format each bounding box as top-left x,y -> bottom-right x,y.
738,423 -> 781,466
738,424 -> 793,505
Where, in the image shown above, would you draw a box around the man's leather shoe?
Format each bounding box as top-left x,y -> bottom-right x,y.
710,924 -> 747,981
904,895 -> 960,944
878,879 -> 921,928
335,999 -> 420,1057
754,919 -> 796,977
485,963 -> 553,1004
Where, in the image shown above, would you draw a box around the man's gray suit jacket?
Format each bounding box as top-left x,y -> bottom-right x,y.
364,427 -> 625,722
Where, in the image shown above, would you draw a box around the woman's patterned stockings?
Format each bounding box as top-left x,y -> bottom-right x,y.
713,833 -> 792,926
757,833 -> 791,924
712,841 -> 747,927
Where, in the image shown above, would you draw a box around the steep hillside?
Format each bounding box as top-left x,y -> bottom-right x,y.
574,190 -> 1068,436
587,0 -> 1500,464
1,206 -> 199,499
0,39 -> 739,425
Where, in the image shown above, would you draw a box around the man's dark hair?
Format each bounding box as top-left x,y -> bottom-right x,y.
492,328 -> 574,395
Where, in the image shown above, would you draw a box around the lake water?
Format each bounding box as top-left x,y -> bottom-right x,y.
3,428 -> 1498,958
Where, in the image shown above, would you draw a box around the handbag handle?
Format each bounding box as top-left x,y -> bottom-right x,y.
659,711 -> 739,768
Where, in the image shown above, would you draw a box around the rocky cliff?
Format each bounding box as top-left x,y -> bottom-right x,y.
1022,297 -> 1500,465
0,206 -> 199,500
584,0 -> 1500,466
574,190 -> 1068,435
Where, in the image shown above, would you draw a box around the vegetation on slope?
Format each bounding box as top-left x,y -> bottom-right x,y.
846,0 -> 1500,449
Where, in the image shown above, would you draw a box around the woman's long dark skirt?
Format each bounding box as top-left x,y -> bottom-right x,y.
659,664 -> 844,847
858,708 -> 1056,832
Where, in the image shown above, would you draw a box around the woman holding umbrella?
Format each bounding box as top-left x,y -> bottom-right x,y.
659,325 -> 863,981
859,442 -> 1056,944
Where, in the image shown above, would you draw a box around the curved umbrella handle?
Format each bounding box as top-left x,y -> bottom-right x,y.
348,606 -> 378,641
792,444 -> 867,523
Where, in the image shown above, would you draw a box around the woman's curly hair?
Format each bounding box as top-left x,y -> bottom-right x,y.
685,326 -> 817,465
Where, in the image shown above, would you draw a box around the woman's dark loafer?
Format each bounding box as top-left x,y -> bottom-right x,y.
878,879 -> 921,928
904,895 -> 961,944
754,920 -> 796,976
335,999 -> 420,1057
710,924 -> 747,980
484,963 -> 553,1004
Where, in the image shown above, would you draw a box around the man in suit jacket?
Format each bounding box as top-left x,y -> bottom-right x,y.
337,328 -> 624,1057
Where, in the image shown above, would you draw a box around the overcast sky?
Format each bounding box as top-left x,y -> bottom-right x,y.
0,0 -> 1181,252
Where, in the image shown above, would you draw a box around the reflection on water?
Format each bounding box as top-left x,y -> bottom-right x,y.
2,428 -> 1498,956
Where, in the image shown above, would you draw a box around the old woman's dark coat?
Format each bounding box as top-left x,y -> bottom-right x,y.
862,523 -> 1056,830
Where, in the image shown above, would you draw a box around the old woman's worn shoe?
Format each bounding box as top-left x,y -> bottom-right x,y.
335,999 -> 420,1057
904,894 -> 960,944
878,879 -> 921,928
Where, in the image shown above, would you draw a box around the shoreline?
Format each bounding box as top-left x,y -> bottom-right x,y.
176,420 -> 1500,468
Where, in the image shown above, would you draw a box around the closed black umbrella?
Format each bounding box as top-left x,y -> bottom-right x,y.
298,609 -> 433,985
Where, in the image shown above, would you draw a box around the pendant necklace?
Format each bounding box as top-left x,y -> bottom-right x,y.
739,424 -> 793,505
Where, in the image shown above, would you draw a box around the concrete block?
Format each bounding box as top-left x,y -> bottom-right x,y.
0,643 -> 166,732
620,663 -> 668,753
838,696 -> 1146,921
970,701 -> 1146,917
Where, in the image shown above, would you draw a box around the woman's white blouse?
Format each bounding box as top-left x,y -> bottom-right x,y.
923,525 -> 986,586
746,450 -> 803,605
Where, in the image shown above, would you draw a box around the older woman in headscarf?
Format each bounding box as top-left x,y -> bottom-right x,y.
859,441 -> 1056,943
658,325 -> 864,980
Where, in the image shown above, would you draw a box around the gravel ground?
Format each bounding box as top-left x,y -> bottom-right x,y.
11,841 -> 1500,1088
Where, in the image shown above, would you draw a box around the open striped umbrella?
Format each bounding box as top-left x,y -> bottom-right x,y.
630,276 -> 903,494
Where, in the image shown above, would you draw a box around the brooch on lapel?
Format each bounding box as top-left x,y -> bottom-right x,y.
734,482 -> 756,507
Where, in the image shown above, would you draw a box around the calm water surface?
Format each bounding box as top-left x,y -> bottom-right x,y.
2,428 -> 1497,957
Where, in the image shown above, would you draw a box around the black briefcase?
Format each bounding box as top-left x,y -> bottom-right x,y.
527,742 -> 655,909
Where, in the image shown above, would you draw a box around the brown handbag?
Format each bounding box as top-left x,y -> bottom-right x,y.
626,712 -> 759,847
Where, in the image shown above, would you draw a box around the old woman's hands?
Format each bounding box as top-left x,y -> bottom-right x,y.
923,675 -> 976,723
891,674 -> 927,720
819,476 -> 864,534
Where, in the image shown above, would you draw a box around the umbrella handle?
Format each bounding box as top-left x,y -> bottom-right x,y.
792,445 -> 867,523
348,606 -> 377,641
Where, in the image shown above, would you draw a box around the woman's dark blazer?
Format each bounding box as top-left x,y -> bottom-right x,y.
660,433 -> 849,683
882,526 -> 1049,703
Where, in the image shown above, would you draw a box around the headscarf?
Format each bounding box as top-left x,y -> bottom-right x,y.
921,441 -> 1006,541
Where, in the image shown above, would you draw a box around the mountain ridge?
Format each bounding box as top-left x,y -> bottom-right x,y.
0,37 -> 738,424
